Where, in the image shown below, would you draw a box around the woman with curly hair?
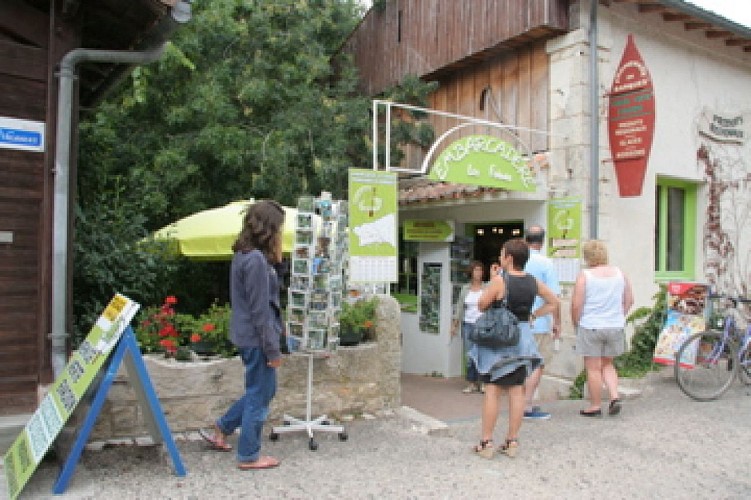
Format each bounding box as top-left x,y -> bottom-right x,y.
200,200 -> 285,470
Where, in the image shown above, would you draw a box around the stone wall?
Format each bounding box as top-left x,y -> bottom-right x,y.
82,295 -> 401,440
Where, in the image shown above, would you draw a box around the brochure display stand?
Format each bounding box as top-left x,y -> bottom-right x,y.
271,193 -> 348,450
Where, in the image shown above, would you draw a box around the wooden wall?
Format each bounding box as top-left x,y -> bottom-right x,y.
0,1 -> 77,412
429,39 -> 550,154
345,0 -> 569,96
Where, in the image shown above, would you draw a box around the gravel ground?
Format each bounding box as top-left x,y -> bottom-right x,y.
14,375 -> 751,499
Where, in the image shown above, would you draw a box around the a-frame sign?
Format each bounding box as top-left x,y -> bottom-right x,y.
3,294 -> 186,499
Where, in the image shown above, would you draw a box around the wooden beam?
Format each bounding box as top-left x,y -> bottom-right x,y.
705,30 -> 733,39
0,0 -> 48,48
684,22 -> 712,30
638,4 -> 666,14
724,38 -> 750,47
662,12 -> 691,22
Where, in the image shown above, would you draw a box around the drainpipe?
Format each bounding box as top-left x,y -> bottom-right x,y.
588,0 -> 599,239
51,44 -> 165,377
51,1 -> 192,377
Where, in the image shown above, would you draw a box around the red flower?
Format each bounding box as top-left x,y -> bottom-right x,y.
190,333 -> 202,343
159,324 -> 177,338
202,323 -> 216,333
165,295 -> 178,305
159,338 -> 177,353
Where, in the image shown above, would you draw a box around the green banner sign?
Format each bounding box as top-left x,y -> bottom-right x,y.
547,198 -> 582,259
403,220 -> 455,242
348,169 -> 398,282
427,135 -> 536,191
4,294 -> 139,500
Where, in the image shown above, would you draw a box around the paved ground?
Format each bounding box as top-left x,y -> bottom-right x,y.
10,371 -> 751,499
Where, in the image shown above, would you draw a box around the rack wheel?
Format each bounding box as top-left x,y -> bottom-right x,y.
338,432 -> 348,441
269,432 -> 279,441
309,438 -> 318,451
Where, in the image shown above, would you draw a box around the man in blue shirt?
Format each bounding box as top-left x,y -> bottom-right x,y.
522,225 -> 561,420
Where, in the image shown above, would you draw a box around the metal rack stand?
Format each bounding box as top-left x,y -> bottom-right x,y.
269,352 -> 347,450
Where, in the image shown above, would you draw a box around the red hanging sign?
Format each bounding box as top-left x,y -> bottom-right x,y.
607,34 -> 655,197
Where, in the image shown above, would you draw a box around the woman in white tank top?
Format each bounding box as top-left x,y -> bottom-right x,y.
571,240 -> 634,417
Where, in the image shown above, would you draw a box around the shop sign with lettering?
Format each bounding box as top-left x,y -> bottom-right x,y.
427,135 -> 536,192
698,109 -> 748,144
607,34 -> 655,197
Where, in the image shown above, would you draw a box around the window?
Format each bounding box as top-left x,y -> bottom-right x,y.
654,179 -> 697,280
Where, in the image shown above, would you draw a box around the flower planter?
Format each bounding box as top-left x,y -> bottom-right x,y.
338,327 -> 363,346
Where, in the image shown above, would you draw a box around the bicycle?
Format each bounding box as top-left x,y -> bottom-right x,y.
674,295 -> 751,401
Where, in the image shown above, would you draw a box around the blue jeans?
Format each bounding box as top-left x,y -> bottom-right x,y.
216,347 -> 277,463
461,322 -> 479,383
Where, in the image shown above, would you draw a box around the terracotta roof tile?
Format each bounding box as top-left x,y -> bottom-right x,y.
398,179 -> 504,205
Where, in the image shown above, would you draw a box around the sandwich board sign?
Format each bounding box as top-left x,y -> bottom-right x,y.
3,294 -> 186,499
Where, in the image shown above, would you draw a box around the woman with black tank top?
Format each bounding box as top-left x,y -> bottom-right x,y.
470,238 -> 560,459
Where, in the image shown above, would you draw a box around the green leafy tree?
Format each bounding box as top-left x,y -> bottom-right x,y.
73,0 -> 436,338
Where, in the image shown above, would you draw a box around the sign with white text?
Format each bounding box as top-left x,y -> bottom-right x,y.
0,116 -> 45,152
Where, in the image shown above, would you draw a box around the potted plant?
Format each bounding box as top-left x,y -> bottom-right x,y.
338,296 -> 378,346
135,296 -> 201,360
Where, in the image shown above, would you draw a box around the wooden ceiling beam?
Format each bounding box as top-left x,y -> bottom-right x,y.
662,12 -> 691,22
685,22 -> 712,30
724,39 -> 749,47
705,30 -> 733,39
638,4 -> 666,14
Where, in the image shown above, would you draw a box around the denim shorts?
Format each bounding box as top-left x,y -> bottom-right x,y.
576,327 -> 625,357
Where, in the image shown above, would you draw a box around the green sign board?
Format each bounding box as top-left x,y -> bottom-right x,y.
348,169 -> 398,282
403,220 -> 455,242
4,294 -> 140,500
427,134 -> 536,191
547,197 -> 582,259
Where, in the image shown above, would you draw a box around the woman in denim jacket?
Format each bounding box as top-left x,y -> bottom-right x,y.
471,239 -> 559,459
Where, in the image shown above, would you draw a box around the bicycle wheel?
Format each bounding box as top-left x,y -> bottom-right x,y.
738,344 -> 751,386
674,331 -> 738,401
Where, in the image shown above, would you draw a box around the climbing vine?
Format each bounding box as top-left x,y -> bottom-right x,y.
698,143 -> 751,297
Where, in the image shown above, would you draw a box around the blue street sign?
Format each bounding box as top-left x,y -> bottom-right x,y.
0,128 -> 42,147
0,117 -> 45,152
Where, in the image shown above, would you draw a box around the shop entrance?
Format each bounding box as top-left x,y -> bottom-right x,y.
470,221 -> 524,280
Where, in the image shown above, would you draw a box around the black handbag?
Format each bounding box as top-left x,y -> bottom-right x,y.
468,274 -> 521,348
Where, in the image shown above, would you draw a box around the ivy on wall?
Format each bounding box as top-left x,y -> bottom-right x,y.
698,144 -> 751,297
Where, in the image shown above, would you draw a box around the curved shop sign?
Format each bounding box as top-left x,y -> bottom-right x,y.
427,135 -> 536,192
607,34 -> 655,197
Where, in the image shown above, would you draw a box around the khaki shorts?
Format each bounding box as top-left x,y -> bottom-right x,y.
576,327 -> 626,357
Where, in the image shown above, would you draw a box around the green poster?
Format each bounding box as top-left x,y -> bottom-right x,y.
4,294 -> 139,500
348,169 -> 398,283
547,198 -> 582,283
547,198 -> 582,258
427,135 -> 536,191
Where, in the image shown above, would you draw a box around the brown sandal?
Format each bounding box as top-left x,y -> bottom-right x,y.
499,438 -> 518,458
473,439 -> 494,459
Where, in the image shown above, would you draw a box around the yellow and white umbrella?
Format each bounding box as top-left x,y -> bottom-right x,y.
152,200 -> 301,260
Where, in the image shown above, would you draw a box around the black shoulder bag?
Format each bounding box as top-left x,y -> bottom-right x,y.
468,273 -> 521,348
